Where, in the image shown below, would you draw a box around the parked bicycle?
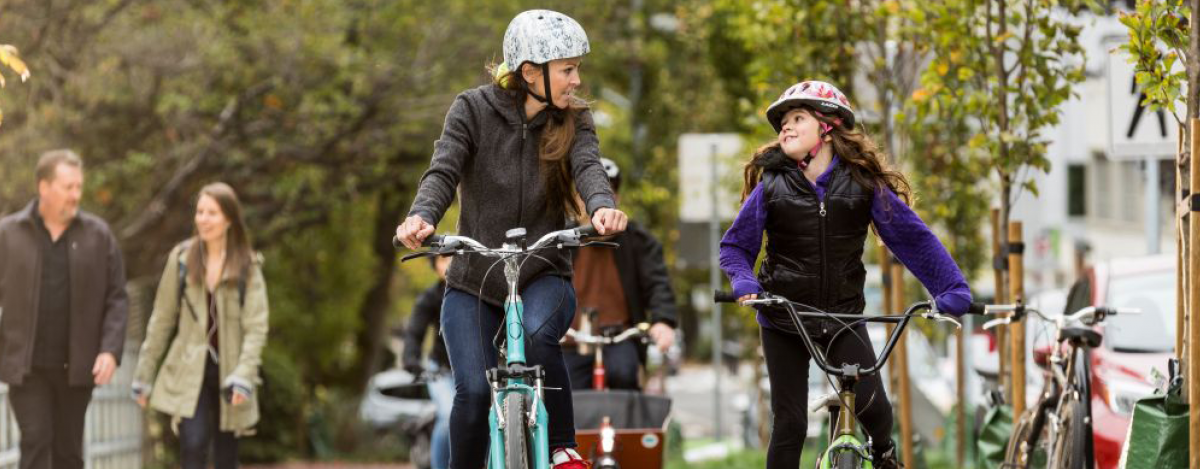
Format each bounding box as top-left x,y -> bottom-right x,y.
981,303 -> 1139,469
715,290 -> 978,468
396,225 -> 612,469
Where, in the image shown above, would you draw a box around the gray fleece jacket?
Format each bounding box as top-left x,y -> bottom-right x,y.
407,83 -> 616,306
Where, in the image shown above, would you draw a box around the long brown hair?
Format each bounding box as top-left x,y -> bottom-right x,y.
186,182 -> 254,287
490,61 -> 587,220
741,107 -> 912,216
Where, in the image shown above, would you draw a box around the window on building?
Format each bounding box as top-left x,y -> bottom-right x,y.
1068,164 -> 1086,217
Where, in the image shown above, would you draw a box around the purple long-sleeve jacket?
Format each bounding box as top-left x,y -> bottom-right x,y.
719,156 -> 972,320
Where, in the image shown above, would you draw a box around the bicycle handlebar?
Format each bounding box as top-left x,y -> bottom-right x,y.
394,226 -> 607,261
563,323 -> 650,346
980,304 -> 1141,330
713,290 -> 942,378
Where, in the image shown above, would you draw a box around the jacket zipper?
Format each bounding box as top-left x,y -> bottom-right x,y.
818,199 -> 828,308
519,122 -> 527,227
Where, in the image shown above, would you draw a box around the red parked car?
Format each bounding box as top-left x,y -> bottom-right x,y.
1066,255 -> 1175,469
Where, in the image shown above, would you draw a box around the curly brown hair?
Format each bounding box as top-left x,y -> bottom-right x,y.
741,107 -> 912,216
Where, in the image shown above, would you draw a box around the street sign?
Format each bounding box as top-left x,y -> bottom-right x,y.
1106,43 -> 1183,158
678,133 -> 744,222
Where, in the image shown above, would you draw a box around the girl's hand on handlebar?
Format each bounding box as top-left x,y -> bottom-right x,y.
396,215 -> 435,250
738,293 -> 758,305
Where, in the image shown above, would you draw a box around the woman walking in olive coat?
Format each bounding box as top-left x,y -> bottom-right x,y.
132,182 -> 269,469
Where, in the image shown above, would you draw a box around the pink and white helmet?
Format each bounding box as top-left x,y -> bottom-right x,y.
765,80 -> 856,133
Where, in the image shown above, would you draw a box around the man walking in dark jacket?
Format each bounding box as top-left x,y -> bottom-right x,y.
0,149 -> 129,469
563,158 -> 678,391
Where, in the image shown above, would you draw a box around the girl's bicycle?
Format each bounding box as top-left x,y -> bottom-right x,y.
980,303 -> 1138,469
714,290 -> 979,468
397,225 -> 612,469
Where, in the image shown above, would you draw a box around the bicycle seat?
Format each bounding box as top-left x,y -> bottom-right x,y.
1059,327 -> 1102,348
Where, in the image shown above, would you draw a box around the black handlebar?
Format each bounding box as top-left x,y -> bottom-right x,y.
967,302 -> 987,316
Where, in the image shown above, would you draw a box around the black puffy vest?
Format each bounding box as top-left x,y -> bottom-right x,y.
757,157 -> 874,331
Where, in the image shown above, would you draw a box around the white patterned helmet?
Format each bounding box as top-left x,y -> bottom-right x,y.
765,80 -> 856,133
503,10 -> 590,69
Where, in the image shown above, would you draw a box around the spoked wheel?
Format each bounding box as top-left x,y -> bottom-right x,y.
1049,390 -> 1089,469
503,393 -> 531,469
1003,406 -> 1048,469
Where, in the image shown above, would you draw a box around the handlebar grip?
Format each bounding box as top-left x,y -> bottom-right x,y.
576,225 -> 598,238
393,234 -> 446,249
967,302 -> 987,316
714,290 -> 740,303
422,234 -> 445,247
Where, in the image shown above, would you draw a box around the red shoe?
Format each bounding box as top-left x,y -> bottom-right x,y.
551,447 -> 592,469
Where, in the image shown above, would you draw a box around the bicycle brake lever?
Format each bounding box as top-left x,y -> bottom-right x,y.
924,312 -> 962,330
982,317 -> 1010,330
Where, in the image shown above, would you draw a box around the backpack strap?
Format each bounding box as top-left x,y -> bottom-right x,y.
176,240 -> 199,322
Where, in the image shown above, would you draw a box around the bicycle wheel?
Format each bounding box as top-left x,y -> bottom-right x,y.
830,450 -> 861,469
503,393 -> 530,469
1049,390 -> 1089,469
1003,406 -> 1047,468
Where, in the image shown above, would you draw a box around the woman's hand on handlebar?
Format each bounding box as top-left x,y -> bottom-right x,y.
591,208 -> 628,236
396,215 -> 435,250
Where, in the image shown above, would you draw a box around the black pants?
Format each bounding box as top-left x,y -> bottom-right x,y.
563,340 -> 641,391
179,359 -> 238,469
8,366 -> 94,469
760,325 -> 894,469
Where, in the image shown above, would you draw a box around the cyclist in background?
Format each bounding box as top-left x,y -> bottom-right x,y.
563,158 -> 677,391
401,255 -> 452,469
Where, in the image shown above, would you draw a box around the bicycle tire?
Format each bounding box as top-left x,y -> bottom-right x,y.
832,451 -> 861,469
1049,390 -> 1088,469
503,393 -> 530,469
1003,406 -> 1040,468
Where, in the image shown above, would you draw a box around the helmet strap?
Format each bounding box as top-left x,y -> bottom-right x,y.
523,63 -> 559,111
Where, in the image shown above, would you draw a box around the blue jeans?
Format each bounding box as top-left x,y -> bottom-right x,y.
441,276 -> 578,469
426,368 -> 454,469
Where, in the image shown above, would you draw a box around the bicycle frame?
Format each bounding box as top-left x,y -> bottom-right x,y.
485,249 -> 552,469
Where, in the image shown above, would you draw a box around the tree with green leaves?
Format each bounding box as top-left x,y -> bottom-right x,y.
907,0 -> 1095,296
0,43 -> 29,128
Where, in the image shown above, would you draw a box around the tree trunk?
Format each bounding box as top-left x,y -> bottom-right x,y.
355,188 -> 409,390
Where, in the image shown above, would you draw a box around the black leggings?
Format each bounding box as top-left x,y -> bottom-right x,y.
179,359 -> 238,469
760,324 -> 894,469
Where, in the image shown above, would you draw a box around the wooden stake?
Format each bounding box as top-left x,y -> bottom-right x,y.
891,262 -> 914,469
991,208 -> 1009,402
1177,121 -> 1186,370
1188,118 -> 1200,468
1009,221 -> 1026,418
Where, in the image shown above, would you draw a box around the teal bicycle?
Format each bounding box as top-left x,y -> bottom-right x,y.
714,290 -> 977,468
398,226 -> 611,469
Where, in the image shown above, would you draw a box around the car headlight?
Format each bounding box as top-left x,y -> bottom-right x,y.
1101,376 -> 1156,416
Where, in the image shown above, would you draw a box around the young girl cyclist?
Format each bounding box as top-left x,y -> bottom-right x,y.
719,80 -> 973,469
394,9 -> 626,469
